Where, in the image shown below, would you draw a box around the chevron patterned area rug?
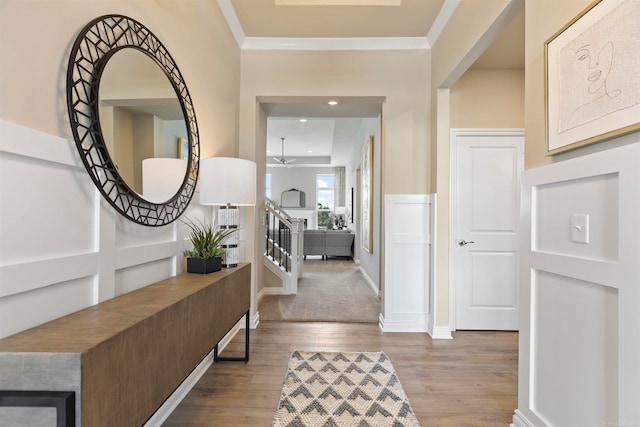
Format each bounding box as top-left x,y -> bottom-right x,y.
273,351 -> 421,427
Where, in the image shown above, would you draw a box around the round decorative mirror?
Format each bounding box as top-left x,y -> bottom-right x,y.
99,49 -> 188,202
66,15 -> 199,226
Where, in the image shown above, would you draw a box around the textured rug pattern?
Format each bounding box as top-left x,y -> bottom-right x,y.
260,259 -> 381,323
273,351 -> 420,427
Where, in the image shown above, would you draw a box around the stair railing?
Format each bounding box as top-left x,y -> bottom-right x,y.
264,198 -> 304,293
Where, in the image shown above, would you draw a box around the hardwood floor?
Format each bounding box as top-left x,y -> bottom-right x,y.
163,322 -> 518,427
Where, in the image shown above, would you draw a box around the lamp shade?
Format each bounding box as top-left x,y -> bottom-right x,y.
199,157 -> 257,206
142,158 -> 187,203
334,206 -> 346,215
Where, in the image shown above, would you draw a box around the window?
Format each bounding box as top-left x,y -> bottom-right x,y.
316,174 -> 334,229
265,174 -> 271,199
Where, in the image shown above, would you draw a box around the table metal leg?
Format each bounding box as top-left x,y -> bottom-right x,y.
0,391 -> 75,427
213,310 -> 250,363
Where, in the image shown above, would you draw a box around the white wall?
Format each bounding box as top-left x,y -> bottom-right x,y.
514,141 -> 640,427
268,166 -> 334,230
267,166 -> 335,227
162,120 -> 188,159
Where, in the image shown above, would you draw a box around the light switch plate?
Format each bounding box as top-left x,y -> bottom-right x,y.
571,213 -> 589,244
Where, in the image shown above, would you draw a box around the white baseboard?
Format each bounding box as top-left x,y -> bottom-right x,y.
510,410 -> 536,427
251,310 -> 260,329
427,320 -> 452,340
143,325 -> 241,426
257,285 -> 290,305
379,314 -> 428,333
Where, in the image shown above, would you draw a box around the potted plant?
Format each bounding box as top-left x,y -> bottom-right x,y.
183,218 -> 238,274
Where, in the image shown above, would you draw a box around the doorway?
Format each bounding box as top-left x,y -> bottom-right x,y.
258,98 -> 383,323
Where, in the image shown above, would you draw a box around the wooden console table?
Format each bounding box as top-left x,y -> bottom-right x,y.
0,263 -> 251,427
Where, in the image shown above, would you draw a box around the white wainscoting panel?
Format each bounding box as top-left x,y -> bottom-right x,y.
535,173 -> 618,262
513,142 -> 640,427
533,271 -> 618,426
0,138 -> 95,264
0,276 -> 96,338
115,259 -> 176,296
381,194 -> 432,332
0,120 -> 249,425
0,119 -> 194,339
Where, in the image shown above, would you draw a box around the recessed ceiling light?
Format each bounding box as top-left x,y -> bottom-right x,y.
328,100 -> 338,106
308,150 -> 313,153
299,118 -> 308,122
266,150 -> 271,153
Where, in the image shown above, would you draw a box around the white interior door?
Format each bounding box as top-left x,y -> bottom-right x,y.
452,130 -> 524,330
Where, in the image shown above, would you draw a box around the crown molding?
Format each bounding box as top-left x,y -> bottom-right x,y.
242,37 -> 429,50
218,0 -> 462,51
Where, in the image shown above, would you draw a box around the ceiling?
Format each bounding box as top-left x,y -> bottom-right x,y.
219,0 -> 524,166
262,97 -> 384,166
230,0 -> 445,39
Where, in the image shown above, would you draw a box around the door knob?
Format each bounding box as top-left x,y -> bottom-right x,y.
458,239 -> 475,246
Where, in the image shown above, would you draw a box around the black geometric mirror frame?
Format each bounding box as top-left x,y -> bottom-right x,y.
66,14 -> 199,226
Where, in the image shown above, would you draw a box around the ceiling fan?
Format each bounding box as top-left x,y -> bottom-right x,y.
273,137 -> 296,166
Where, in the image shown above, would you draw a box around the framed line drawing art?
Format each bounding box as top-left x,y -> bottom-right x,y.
545,0 -> 640,155
177,137 -> 189,160
361,135 -> 373,253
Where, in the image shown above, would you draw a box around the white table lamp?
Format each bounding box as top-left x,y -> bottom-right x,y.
199,157 -> 257,267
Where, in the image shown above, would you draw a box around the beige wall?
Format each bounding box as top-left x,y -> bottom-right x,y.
525,0 -> 592,169
432,0 -> 514,90
430,0 -> 522,328
5,0 -> 617,338
239,49 -> 430,297
431,0 -> 521,189
450,70 -> 524,128
239,49 -> 430,194
114,108 -> 135,190
439,67 -> 524,329
0,0 -> 240,158
434,0 -> 634,332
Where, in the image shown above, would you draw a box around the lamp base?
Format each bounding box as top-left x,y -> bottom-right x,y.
219,204 -> 239,268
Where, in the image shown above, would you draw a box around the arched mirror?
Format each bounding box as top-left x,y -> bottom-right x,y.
66,15 -> 199,226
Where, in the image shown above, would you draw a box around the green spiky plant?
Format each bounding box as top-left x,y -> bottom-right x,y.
183,218 -> 238,259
